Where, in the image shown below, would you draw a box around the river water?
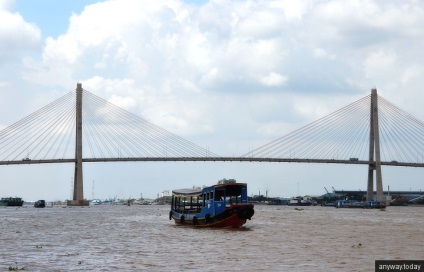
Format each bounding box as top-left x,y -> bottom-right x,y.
0,204 -> 423,271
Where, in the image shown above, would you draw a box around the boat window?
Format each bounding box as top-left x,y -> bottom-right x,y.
206,192 -> 213,201
171,194 -> 202,213
215,189 -> 225,201
223,185 -> 246,206
225,195 -> 241,206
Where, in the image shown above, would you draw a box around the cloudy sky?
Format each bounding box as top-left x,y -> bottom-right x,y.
1,0 -> 424,201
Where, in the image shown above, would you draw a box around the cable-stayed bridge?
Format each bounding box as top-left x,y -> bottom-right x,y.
1,84 -> 424,204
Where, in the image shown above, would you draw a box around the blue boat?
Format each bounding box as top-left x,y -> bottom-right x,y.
169,179 -> 254,227
335,200 -> 386,209
321,201 -> 336,207
363,201 -> 386,209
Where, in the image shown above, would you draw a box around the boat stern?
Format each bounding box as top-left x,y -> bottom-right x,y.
234,204 -> 255,221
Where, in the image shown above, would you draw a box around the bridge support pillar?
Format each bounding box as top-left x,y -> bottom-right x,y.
68,83 -> 88,206
367,88 -> 384,201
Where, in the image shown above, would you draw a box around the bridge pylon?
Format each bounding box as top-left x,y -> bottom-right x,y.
367,88 -> 384,201
68,83 -> 88,206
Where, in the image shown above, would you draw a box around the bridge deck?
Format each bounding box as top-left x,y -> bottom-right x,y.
1,157 -> 423,167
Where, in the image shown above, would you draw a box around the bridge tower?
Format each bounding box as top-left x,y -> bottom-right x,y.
68,83 -> 88,206
367,88 -> 384,201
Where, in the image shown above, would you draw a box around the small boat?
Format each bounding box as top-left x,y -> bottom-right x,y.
0,197 -> 24,207
321,201 -> 336,207
335,200 -> 363,208
389,197 -> 408,206
169,178 -> 254,227
287,197 -> 313,206
90,199 -> 102,205
335,200 -> 362,208
363,201 -> 386,209
34,200 -> 46,208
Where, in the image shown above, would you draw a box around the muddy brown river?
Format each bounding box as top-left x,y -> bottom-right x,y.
0,204 -> 423,271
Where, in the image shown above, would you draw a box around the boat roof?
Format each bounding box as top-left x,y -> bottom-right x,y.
215,183 -> 247,189
172,182 -> 247,196
172,188 -> 203,196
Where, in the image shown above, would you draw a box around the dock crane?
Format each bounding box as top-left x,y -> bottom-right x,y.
324,187 -> 332,199
410,195 -> 424,203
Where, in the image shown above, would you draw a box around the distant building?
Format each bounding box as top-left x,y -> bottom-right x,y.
161,190 -> 170,197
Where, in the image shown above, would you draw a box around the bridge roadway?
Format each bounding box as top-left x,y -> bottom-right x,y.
1,157 -> 424,167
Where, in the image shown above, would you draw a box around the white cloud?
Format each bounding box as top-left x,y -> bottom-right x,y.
270,0 -> 310,22
11,0 -> 424,149
260,72 -> 288,87
108,95 -> 137,109
401,66 -> 421,84
3,0 -> 424,200
0,7 -> 41,61
364,50 -> 397,81
313,47 -> 335,60
0,0 -> 14,10
6,0 -> 424,152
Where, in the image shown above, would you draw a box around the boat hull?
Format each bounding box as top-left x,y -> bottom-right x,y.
335,200 -> 386,209
287,202 -> 313,206
171,204 -> 254,228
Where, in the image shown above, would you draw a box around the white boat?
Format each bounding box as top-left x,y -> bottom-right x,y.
90,199 -> 102,205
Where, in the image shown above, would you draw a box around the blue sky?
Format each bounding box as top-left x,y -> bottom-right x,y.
15,0 -> 102,38
1,0 -> 424,201
14,0 -> 208,38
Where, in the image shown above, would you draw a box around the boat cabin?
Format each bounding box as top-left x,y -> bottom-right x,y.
171,180 -> 249,216
170,179 -> 254,227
